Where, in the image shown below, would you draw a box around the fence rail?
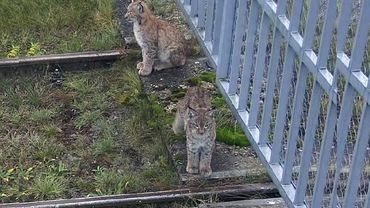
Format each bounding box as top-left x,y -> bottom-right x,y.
175,0 -> 370,207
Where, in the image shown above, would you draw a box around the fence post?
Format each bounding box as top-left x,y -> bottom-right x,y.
216,0 -> 236,79
211,0 -> 224,55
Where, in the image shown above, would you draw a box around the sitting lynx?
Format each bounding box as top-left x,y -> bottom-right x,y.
172,86 -> 216,177
125,0 -> 187,76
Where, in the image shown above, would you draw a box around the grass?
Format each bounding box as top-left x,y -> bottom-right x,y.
0,0 -> 122,58
0,60 -> 178,203
29,174 -> 67,200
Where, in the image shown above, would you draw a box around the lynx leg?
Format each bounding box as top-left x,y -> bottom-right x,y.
186,150 -> 199,174
172,110 -> 185,134
199,151 -> 212,177
138,50 -> 155,76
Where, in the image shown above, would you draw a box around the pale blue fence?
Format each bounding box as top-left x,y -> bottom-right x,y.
175,0 -> 370,207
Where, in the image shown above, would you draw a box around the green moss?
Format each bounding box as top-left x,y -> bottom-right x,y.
170,88 -> 187,101
216,127 -> 250,147
199,71 -> 216,83
186,77 -> 201,86
211,96 -> 226,109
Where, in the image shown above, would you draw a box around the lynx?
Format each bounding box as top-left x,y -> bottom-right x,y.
125,0 -> 187,76
172,86 -> 216,177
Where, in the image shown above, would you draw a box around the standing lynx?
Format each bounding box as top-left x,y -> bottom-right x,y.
172,86 -> 216,177
125,0 -> 187,76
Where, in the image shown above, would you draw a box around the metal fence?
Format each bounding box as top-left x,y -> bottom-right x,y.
175,0 -> 370,207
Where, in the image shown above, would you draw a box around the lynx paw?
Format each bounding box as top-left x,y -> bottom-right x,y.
154,64 -> 167,71
186,166 -> 199,174
136,62 -> 144,70
200,167 -> 212,177
138,68 -> 152,76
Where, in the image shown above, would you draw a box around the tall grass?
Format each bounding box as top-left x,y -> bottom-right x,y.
0,0 -> 122,57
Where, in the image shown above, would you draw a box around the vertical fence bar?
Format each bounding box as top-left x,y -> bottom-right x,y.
289,0 -> 304,32
343,104 -> 370,207
237,0 -> 259,110
190,0 -> 198,17
347,0 -> 370,70
275,0 -> 288,15
212,0 -> 224,55
308,0 -> 337,205
260,31 -> 283,145
327,0 -> 357,206
281,64 -> 309,185
301,0 -> 320,49
316,0 -> 337,68
293,83 -> 323,205
311,95 -> 337,207
270,0 -> 304,163
329,83 -> 356,208
269,47 -> 295,164
197,0 -> 206,29
216,0 -> 236,79
248,12 -> 270,129
228,0 -> 248,95
335,0 -> 353,51
205,0 -> 215,42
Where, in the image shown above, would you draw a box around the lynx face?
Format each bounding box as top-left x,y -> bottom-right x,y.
124,0 -> 147,24
187,107 -> 214,135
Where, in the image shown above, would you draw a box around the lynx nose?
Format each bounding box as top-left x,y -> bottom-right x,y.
198,128 -> 205,134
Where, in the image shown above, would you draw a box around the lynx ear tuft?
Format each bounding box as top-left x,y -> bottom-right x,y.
137,2 -> 144,13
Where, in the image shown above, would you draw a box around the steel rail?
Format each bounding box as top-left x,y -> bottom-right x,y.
1,183 -> 277,208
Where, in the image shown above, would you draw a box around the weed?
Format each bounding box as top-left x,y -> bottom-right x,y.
64,77 -> 100,95
142,156 -> 177,189
7,45 -> 21,58
26,83 -> 45,107
114,69 -> 143,105
30,135 -> 62,161
94,119 -> 115,139
6,110 -> 23,125
74,111 -> 103,129
93,137 -> 115,156
29,109 -> 56,123
27,42 -> 45,56
41,125 -> 62,138
48,161 -> 69,176
29,174 -> 67,200
4,87 -> 23,109
91,94 -> 111,112
94,168 -> 132,195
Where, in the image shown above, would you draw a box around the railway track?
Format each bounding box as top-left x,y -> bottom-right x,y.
1,183 -> 278,208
